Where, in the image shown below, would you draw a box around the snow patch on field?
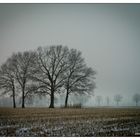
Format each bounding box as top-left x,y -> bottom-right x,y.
0,121 -> 140,136
16,128 -> 31,136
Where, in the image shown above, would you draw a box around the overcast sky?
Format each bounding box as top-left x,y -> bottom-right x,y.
0,4 -> 140,106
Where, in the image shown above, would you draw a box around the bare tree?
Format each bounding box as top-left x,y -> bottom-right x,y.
64,49 -> 96,107
32,46 -> 69,108
0,58 -> 17,108
96,96 -> 102,106
133,93 -> 140,106
11,51 -> 37,108
114,94 -> 122,106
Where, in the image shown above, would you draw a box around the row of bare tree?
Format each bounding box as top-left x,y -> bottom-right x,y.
0,45 -> 96,108
95,93 -> 140,106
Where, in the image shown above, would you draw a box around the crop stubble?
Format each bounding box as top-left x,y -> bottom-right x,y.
0,107 -> 140,136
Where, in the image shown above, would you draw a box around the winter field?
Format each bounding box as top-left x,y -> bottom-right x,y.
0,107 -> 140,137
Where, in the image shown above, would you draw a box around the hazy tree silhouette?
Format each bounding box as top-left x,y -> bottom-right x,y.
64,49 -> 96,107
106,96 -> 110,106
0,58 -> 17,108
96,96 -> 102,106
11,51 -> 37,108
114,94 -> 123,106
133,93 -> 140,106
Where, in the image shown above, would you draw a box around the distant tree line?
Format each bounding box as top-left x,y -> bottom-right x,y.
95,93 -> 140,107
0,45 -> 96,108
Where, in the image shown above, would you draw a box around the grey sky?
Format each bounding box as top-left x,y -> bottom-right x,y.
0,4 -> 140,106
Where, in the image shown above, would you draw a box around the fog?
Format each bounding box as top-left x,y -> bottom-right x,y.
0,4 -> 140,106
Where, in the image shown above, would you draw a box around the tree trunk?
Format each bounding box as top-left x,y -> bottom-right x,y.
49,89 -> 54,108
65,91 -> 69,108
12,87 -> 16,108
22,87 -> 25,108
